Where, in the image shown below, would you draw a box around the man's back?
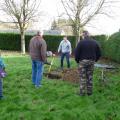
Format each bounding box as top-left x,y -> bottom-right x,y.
75,37 -> 101,63
29,36 -> 47,62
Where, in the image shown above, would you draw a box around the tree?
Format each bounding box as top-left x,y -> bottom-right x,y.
51,19 -> 58,30
1,0 -> 41,54
51,18 -> 74,35
61,0 -> 119,44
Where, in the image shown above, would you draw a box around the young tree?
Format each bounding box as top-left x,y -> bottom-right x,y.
61,0 -> 119,44
51,19 -> 58,30
1,0 -> 41,54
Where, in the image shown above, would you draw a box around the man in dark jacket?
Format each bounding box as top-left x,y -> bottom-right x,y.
75,30 -> 101,96
29,31 -> 47,88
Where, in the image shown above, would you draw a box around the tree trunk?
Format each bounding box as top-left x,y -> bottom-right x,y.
75,27 -> 84,46
72,23 -> 81,46
21,31 -> 25,54
75,28 -> 80,46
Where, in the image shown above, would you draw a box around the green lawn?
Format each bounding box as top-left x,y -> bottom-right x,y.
0,56 -> 120,120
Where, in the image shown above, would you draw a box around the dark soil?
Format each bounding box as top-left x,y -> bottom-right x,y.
44,71 -> 62,79
62,68 -> 80,83
44,68 -> 80,83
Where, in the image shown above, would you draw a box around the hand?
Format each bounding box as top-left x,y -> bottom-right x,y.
3,67 -> 5,70
52,54 -> 56,57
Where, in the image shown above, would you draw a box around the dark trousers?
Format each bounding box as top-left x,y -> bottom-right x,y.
78,60 -> 94,95
61,52 -> 70,68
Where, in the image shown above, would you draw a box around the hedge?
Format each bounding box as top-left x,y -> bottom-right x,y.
92,35 -> 106,56
0,33 -> 106,52
1,32 -> 120,63
104,32 -> 120,63
0,33 -> 21,51
0,33 -> 76,52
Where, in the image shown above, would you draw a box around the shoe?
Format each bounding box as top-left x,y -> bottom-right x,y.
80,94 -> 85,96
61,67 -> 64,71
0,96 -> 5,100
87,93 -> 92,96
76,92 -> 85,96
35,85 -> 42,88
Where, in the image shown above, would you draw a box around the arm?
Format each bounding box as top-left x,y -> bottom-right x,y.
58,41 -> 62,53
69,42 -> 72,54
41,40 -> 47,62
96,44 -> 101,62
74,42 -> 81,63
0,58 -> 5,69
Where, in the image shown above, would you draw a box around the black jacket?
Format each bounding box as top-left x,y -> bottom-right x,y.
75,37 -> 101,63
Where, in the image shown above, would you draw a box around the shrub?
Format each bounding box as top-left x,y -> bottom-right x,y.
0,33 -> 106,55
92,35 -> 106,56
0,33 -> 21,51
104,32 -> 120,63
0,33 -> 76,52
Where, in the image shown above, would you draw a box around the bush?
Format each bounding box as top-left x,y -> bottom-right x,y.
92,35 -> 106,56
0,33 -> 76,52
104,32 -> 120,63
0,33 -> 106,54
0,33 -> 21,51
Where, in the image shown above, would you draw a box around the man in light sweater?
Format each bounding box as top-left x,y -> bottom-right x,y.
58,36 -> 72,69
29,31 -> 47,88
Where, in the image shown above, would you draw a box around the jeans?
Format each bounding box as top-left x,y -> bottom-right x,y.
61,52 -> 70,68
32,60 -> 44,87
0,78 -> 3,97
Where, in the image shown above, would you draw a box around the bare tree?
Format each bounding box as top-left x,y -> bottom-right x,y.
61,0 -> 119,44
1,0 -> 41,54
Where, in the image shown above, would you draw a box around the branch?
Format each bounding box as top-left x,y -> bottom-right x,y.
61,0 -> 75,23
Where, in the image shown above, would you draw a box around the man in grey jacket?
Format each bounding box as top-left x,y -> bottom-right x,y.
58,36 -> 72,69
29,31 -> 47,88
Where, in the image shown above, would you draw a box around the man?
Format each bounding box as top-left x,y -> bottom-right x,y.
29,31 -> 47,88
75,30 -> 101,96
58,36 -> 72,69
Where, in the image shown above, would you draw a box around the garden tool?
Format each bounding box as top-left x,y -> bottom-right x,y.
47,54 -> 55,77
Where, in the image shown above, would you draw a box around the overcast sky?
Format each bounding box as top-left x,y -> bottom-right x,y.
37,0 -> 120,35
0,0 -> 120,35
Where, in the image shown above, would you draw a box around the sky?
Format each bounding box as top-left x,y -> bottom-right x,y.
35,0 -> 120,35
0,0 -> 120,35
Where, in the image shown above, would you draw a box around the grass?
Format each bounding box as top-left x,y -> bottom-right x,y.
0,55 -> 120,120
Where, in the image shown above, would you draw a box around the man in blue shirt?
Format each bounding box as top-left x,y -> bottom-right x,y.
58,36 -> 72,69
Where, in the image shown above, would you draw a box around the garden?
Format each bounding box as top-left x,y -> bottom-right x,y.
0,32 -> 120,120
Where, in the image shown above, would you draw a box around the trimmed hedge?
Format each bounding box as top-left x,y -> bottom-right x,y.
0,33 -> 105,52
1,32 -> 120,63
104,32 -> 120,63
92,35 -> 106,56
0,33 -> 21,51
0,33 -> 76,52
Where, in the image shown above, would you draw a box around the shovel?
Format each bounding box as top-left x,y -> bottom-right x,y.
47,54 -> 55,77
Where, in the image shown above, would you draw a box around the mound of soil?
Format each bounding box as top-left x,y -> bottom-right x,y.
44,71 -> 62,79
62,68 -> 80,83
44,68 -> 80,84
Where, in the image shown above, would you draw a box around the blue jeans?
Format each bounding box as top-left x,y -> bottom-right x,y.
61,52 -> 70,68
0,79 -> 3,97
32,60 -> 44,86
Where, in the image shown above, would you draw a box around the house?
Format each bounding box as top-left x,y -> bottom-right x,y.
43,30 -> 65,35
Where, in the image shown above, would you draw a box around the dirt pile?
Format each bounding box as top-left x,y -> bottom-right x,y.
44,71 -> 62,79
44,68 -> 80,83
62,68 -> 80,83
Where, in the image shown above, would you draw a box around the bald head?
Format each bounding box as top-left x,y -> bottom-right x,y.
82,30 -> 89,37
37,31 -> 42,36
